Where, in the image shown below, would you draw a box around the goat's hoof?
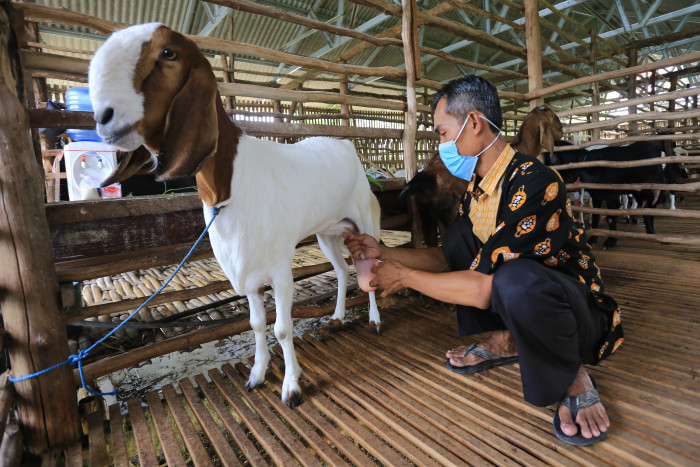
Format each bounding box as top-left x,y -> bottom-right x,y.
284,391 -> 303,408
370,321 -> 381,334
603,239 -> 617,250
327,319 -> 344,333
588,236 -> 598,245
245,380 -> 262,392
631,218 -> 639,225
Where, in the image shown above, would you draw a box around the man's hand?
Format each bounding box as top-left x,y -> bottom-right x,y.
372,260 -> 411,297
343,234 -> 380,260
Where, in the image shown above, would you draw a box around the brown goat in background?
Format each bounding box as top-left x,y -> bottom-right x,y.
401,105 -> 563,246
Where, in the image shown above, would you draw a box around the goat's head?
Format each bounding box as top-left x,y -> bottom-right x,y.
511,105 -> 563,157
400,153 -> 469,245
89,23 -> 219,182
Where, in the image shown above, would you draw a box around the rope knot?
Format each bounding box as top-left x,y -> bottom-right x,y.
68,350 -> 89,365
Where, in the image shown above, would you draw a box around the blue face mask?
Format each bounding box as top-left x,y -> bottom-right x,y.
439,114 -> 502,181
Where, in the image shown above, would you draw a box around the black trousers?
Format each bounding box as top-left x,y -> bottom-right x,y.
441,217 -> 609,406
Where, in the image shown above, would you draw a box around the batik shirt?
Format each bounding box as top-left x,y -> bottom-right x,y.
461,150 -> 624,362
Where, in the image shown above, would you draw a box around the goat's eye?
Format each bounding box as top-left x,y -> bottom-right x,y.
161,49 -> 177,60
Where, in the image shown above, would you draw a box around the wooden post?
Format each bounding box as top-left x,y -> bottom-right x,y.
669,75 -> 678,130
627,49 -> 638,134
339,73 -> 351,127
401,0 -> 418,181
0,1 -> 80,454
650,70 -> 656,129
402,0 -> 422,247
590,30 -> 600,141
524,0 -> 544,108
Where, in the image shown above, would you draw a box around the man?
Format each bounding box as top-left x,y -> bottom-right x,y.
345,75 -> 623,446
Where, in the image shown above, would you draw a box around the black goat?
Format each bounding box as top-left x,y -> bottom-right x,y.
548,141 -> 663,249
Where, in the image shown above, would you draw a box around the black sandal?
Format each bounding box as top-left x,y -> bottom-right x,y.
445,343 -> 518,374
553,376 -> 607,446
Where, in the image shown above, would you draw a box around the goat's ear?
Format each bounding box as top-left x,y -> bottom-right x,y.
100,146 -> 154,187
399,172 -> 437,199
156,65 -> 219,181
538,121 -> 556,154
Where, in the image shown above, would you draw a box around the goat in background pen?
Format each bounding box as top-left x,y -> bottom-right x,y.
88,23 -> 381,406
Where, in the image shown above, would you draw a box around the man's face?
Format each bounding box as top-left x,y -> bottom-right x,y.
433,96 -> 464,144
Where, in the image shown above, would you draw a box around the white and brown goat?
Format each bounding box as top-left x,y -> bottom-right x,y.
89,23 -> 381,406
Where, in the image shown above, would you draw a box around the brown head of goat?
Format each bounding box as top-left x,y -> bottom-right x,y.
510,105 -> 563,161
89,23 -> 240,206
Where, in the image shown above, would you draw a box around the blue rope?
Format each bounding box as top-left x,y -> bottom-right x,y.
9,206 -> 223,396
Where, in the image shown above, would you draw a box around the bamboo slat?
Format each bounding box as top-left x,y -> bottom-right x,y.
160,385 -> 214,466
144,392 -> 187,467
125,398 -> 160,467
107,404 -> 129,467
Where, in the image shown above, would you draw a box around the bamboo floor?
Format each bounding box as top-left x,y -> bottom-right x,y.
60,200 -> 699,466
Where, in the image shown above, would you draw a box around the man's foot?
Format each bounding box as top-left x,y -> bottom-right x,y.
554,367 -> 609,446
446,330 -> 518,368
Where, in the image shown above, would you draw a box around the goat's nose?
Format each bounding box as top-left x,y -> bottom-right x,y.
95,107 -> 114,125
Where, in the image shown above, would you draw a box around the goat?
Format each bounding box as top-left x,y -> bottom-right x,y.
548,141 -> 663,249
88,23 -> 381,407
400,105 -> 563,246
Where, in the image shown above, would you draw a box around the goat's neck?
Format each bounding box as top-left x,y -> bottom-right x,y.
195,98 -> 242,207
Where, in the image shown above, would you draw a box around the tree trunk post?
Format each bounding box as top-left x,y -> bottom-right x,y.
0,1 -> 81,454
524,0 -> 544,108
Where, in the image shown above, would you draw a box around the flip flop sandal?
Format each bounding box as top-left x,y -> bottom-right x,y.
445,342 -> 519,374
553,375 -> 607,446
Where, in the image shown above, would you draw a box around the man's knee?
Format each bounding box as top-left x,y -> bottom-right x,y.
492,259 -> 550,318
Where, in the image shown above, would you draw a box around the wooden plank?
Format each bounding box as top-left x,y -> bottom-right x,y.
161,385 -> 214,467
192,374 -> 268,466
107,404 -> 129,467
207,369 -> 294,465
63,442 -> 82,467
144,391 -> 187,467
228,366 -> 370,466
178,378 -> 242,466
311,333 -> 548,466
86,406 -> 108,467
263,352 -> 417,466
293,338 -> 535,466
221,364 -> 346,466
125,397 -> 160,467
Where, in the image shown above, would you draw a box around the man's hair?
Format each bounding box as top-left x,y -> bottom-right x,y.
431,75 -> 503,134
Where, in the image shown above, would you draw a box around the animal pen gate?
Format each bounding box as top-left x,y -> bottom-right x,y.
1,0 -> 700,462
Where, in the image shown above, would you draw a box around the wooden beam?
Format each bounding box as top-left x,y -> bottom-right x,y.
204,0 -> 404,49
525,51 -> 700,100
557,87 -> 700,118
563,108 -> 700,134
0,1 -> 80,453
551,155 -> 700,170
524,0 -> 544,108
554,134 -> 700,151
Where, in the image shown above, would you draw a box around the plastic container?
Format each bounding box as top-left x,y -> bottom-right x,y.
65,87 -> 102,142
354,258 -> 381,292
64,141 -> 121,201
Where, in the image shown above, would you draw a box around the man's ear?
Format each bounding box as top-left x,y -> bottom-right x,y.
156,64 -> 219,181
100,146 -> 155,187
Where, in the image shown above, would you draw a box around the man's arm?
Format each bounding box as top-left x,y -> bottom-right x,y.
379,244 -> 449,273
373,263 -> 493,309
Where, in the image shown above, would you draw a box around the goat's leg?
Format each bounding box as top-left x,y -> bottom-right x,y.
317,233 -> 349,332
246,290 -> 270,391
603,194 -> 620,250
271,270 -> 302,407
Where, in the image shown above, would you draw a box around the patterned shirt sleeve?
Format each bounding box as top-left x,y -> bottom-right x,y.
470,160 -> 574,273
